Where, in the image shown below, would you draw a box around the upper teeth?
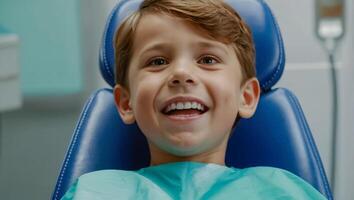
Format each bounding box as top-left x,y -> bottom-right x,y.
165,101 -> 205,113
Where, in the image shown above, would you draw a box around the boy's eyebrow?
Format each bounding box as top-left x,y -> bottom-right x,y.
139,43 -> 172,56
195,41 -> 230,56
138,41 -> 230,56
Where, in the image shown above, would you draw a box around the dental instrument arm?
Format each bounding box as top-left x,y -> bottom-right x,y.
315,0 -> 345,194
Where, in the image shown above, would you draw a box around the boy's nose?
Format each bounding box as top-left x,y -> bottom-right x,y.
167,68 -> 197,88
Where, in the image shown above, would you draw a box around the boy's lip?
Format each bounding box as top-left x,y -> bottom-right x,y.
159,96 -> 209,113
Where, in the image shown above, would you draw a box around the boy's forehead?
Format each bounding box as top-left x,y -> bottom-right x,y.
134,13 -> 199,41
132,13 -> 233,55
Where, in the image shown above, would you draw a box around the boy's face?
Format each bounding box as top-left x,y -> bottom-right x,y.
114,13 -> 259,158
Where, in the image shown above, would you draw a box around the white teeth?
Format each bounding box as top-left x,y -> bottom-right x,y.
171,103 -> 176,110
164,101 -> 206,113
177,102 -> 184,110
192,102 -> 197,109
184,102 -> 191,109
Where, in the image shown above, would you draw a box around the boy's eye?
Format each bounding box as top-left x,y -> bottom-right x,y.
148,57 -> 169,66
198,55 -> 219,65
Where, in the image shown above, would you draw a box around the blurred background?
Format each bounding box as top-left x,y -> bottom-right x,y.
0,0 -> 353,199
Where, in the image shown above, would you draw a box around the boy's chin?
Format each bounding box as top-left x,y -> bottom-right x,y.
148,136 -> 228,164
167,148 -> 202,157
155,142 -> 217,158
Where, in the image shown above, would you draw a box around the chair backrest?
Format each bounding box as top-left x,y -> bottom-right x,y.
52,1 -> 333,200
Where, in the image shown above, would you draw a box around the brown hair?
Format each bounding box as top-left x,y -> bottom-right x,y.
114,0 -> 255,87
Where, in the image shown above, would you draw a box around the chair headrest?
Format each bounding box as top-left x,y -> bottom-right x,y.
99,0 -> 285,91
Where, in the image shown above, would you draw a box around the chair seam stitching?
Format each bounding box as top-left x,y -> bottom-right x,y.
53,93 -> 97,200
102,3 -> 121,82
286,91 -> 332,199
260,0 -> 284,90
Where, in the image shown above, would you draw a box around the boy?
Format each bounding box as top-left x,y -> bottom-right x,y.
61,0 -> 327,199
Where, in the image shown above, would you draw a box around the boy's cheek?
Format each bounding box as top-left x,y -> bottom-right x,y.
131,84 -> 158,121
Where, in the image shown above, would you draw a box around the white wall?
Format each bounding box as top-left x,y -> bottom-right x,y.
79,0 -> 118,90
80,0 -> 114,91
0,105 -> 81,200
334,0 -> 354,199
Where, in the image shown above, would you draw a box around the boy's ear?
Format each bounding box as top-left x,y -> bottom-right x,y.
238,77 -> 260,119
113,85 -> 135,124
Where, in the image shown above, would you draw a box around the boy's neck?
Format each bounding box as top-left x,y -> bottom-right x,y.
148,141 -> 228,166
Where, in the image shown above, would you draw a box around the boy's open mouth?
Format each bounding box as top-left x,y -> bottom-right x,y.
161,100 -> 209,116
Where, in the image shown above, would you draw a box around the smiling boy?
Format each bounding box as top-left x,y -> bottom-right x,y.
61,0 -> 327,199
114,2 -> 260,166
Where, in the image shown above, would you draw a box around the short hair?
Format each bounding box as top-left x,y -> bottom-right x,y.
114,0 -> 256,87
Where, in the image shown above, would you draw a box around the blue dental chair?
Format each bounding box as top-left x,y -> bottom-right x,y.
52,0 -> 333,199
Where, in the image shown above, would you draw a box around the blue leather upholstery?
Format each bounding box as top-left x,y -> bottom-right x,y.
52,0 -> 333,199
